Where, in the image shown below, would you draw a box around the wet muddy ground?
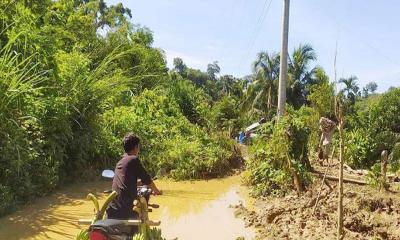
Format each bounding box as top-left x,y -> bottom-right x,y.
0,175 -> 255,240
235,176 -> 400,239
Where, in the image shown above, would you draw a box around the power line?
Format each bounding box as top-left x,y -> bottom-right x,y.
311,2 -> 400,70
248,0 -> 273,57
225,0 -> 246,71
238,0 -> 273,72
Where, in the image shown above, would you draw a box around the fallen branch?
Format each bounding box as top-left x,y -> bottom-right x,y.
311,171 -> 367,185
343,164 -> 369,176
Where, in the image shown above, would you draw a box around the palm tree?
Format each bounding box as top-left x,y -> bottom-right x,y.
242,51 -> 280,117
242,44 -> 317,116
287,44 -> 317,108
339,76 -> 359,101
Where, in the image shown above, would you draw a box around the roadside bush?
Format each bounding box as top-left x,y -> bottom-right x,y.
369,88 -> 400,133
210,96 -> 241,137
365,163 -> 381,188
168,77 -> 210,126
166,133 -> 234,180
1,0 -> 246,219
389,142 -> 400,173
0,47 -> 57,214
344,128 -> 376,169
344,88 -> 400,169
0,185 -> 14,216
53,49 -> 132,180
245,107 -> 311,196
100,89 -> 237,179
308,79 -> 335,117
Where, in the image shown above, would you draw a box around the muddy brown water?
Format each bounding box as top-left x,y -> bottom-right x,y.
0,175 -> 255,240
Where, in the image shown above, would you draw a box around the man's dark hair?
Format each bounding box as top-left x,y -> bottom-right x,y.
123,133 -> 140,153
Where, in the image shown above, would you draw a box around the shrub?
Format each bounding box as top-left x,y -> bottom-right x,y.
369,88 -> 400,133
100,89 -> 237,179
168,78 -> 210,126
344,128 -> 376,169
389,142 -> 400,173
0,46 -> 56,213
344,88 -> 400,169
210,96 -> 240,137
366,163 -> 381,188
245,107 -> 311,196
308,80 -> 335,117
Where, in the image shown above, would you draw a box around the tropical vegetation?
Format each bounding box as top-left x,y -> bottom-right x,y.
1,0 -> 399,219
0,0 -> 243,216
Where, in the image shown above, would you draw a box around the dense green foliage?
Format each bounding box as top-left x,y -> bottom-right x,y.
241,44 -> 320,120
242,45 -> 332,196
243,40 -> 399,195
1,0 -> 399,214
0,0 -> 241,216
344,88 -> 400,169
245,79 -> 400,196
100,89 -> 237,179
172,58 -> 246,135
245,107 -> 312,196
307,68 -> 335,118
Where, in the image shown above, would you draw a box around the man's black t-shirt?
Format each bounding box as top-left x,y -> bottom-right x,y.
106,155 -> 152,219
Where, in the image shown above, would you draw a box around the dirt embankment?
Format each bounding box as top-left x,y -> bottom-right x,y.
235,180 -> 400,239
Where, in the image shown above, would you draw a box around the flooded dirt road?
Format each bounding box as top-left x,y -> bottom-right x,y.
0,175 -> 255,240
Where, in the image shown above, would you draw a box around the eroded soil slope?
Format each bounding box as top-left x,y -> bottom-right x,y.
236,173 -> 400,239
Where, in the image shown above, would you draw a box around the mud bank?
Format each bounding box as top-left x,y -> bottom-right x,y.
235,182 -> 400,239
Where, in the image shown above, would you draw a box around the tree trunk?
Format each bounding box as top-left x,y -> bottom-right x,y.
381,150 -> 388,191
267,86 -> 272,110
287,153 -> 303,194
292,169 -> 303,194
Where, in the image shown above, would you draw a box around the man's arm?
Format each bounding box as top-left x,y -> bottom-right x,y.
136,158 -> 162,195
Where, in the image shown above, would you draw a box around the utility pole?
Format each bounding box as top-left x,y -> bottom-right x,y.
277,0 -> 290,117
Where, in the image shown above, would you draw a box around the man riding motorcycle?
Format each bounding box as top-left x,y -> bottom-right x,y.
106,133 -> 162,220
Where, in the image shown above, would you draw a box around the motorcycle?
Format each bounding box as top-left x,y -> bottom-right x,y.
78,170 -> 161,240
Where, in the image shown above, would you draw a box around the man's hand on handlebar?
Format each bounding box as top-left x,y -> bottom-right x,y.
152,189 -> 162,195
149,181 -> 162,195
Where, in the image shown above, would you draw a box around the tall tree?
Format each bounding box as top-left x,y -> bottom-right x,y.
308,67 -> 335,117
287,44 -> 317,108
219,75 -> 235,96
362,81 -> 378,97
207,61 -> 220,80
173,57 -> 187,75
242,51 -> 280,118
339,76 -> 360,103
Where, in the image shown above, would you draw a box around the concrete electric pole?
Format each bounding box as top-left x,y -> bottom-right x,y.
277,0 -> 290,117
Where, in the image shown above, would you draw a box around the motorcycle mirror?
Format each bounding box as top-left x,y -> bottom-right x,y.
102,169 -> 115,179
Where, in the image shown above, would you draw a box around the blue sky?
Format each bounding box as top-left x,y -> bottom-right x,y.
106,0 -> 400,92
